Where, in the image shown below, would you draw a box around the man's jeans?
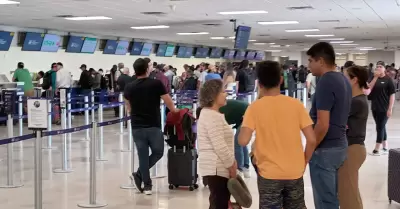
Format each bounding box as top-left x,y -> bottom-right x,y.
132,127 -> 164,187
234,126 -> 249,171
309,146 -> 347,209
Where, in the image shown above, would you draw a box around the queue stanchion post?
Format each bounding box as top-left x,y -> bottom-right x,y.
91,90 -> 95,123
247,93 -> 252,104
0,90 -> 23,188
303,87 -> 307,108
285,89 -> 289,96
18,95 -> 23,137
67,91 -> 72,143
43,99 -> 55,149
118,92 -> 124,135
82,95 -> 90,141
96,103 -> 106,161
120,118 -> 136,190
27,98 -> 49,209
54,88 -> 73,173
78,121 -> 107,208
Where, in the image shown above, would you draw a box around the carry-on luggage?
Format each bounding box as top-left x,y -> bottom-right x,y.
388,148 -> 400,204
167,146 -> 199,191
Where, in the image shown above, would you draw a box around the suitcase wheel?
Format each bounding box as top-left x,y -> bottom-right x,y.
169,185 -> 174,190
189,186 -> 194,191
194,184 -> 199,189
389,199 -> 392,204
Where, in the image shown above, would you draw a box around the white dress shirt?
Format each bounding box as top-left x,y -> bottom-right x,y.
56,68 -> 72,88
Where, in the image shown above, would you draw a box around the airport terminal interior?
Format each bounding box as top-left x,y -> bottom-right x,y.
2,0 -> 400,209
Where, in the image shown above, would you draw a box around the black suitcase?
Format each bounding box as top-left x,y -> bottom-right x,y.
167,147 -> 199,191
388,149 -> 400,204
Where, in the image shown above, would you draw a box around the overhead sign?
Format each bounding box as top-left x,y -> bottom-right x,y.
81,37 -> 97,53
22,32 -> 44,51
66,36 -> 84,53
40,34 -> 61,52
115,40 -> 129,55
0,31 -> 14,51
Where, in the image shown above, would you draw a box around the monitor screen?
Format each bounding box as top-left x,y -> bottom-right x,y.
66,36 -> 84,53
156,44 -> 167,56
164,45 -> 175,57
177,46 -> 186,58
0,31 -> 14,51
115,40 -> 129,55
210,48 -> 223,58
22,32 -> 44,51
235,51 -> 246,60
81,37 -> 97,53
246,51 -> 256,60
234,25 -> 251,50
103,40 -> 117,54
185,47 -> 194,58
195,47 -> 209,58
140,43 -> 152,56
255,51 -> 265,60
40,34 -> 61,52
225,50 -> 235,59
130,42 -> 143,55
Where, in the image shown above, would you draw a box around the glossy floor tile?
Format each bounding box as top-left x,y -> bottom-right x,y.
1,106 -> 400,209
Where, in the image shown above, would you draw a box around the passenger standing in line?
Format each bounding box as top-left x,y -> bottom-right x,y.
56,62 -> 71,89
307,42 -> 352,209
124,58 -> 177,195
197,79 -> 236,209
205,64 -> 222,81
306,69 -> 316,103
89,68 -> 101,91
222,63 -> 237,92
338,65 -> 369,209
235,60 -> 250,101
13,62 -> 34,97
239,61 -> 316,209
114,62 -> 124,85
194,64 -> 202,79
365,61 -> 396,155
78,64 -> 92,95
198,63 -> 208,86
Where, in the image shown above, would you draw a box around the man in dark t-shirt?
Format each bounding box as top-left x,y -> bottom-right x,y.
307,42 -> 352,209
124,58 -> 177,195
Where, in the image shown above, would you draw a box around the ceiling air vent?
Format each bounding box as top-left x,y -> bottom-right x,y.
202,23 -> 221,26
319,20 -> 340,23
361,38 -> 373,41
141,12 -> 167,16
54,15 -> 75,18
334,27 -> 352,30
287,6 -> 314,10
280,38 -> 289,41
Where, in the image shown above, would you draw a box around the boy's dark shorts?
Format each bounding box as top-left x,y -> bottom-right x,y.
258,175 -> 306,209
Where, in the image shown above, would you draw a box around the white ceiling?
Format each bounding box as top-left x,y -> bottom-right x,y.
1,0 -> 400,52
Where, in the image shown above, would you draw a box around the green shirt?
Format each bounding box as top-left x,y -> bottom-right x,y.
219,99 -> 249,127
46,69 -> 57,90
13,68 -> 34,92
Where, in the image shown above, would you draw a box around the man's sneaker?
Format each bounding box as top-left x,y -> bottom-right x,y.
237,170 -> 244,179
370,150 -> 381,156
382,148 -> 389,155
242,168 -> 251,178
130,172 -> 144,193
143,186 -> 152,195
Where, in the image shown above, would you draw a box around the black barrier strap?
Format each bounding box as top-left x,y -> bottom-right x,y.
0,133 -> 35,145
103,102 -> 124,109
98,117 -> 130,127
43,124 -> 92,136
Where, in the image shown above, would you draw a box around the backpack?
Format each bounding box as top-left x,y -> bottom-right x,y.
244,69 -> 256,92
164,108 -> 196,149
182,77 -> 198,90
100,75 -> 107,90
41,71 -> 53,90
298,68 -> 307,83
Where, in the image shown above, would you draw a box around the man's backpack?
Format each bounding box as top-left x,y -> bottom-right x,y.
182,77 -> 198,90
100,76 -> 107,89
41,71 -> 53,90
244,69 -> 256,92
298,68 -> 307,83
164,108 -> 196,149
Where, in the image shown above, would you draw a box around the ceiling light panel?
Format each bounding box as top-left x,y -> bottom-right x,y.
131,25 -> 169,29
305,34 -> 334,37
0,0 -> 20,4
210,37 -> 225,39
177,32 -> 209,35
330,41 -> 354,44
319,38 -> 345,41
253,43 -> 266,45
340,43 -> 358,46
258,21 -> 299,25
218,10 -> 268,15
248,40 -> 257,42
65,16 -> 112,21
286,29 -> 320,32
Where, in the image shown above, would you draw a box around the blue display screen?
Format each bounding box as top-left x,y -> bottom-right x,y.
81,37 -> 97,53
140,43 -> 152,56
0,31 -> 14,51
156,44 -> 167,56
22,32 -> 44,51
185,47 -> 194,58
234,26 -> 251,50
103,40 -> 117,54
210,48 -> 223,58
66,36 -> 84,53
40,34 -> 61,52
131,42 -> 143,55
115,40 -> 129,55
177,46 -> 186,58
235,51 -> 246,60
164,45 -> 175,57
255,51 -> 265,60
195,48 -> 209,58
246,51 -> 256,60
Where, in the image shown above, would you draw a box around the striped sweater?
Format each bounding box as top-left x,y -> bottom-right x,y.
197,108 -> 235,178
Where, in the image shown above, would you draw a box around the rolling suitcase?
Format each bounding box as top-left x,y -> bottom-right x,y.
167,146 -> 199,191
388,148 -> 400,204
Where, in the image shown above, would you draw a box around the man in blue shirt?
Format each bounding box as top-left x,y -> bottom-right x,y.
307,42 -> 352,209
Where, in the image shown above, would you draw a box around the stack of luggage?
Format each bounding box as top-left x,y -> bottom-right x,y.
388,149 -> 400,204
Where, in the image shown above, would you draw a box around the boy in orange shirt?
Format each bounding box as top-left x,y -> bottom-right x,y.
239,61 -> 316,209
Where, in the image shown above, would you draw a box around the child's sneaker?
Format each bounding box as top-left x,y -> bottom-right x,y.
242,168 -> 251,178
382,148 -> 389,155
370,149 -> 381,156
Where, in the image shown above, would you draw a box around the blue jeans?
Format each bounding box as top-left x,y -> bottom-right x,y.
310,146 -> 347,209
132,127 -> 165,187
234,126 -> 249,171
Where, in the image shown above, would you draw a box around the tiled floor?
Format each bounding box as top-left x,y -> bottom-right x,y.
1,105 -> 400,209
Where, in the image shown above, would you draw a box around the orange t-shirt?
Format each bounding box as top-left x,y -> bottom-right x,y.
242,95 -> 313,180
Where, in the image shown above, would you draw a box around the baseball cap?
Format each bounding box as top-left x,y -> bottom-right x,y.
80,64 -> 87,69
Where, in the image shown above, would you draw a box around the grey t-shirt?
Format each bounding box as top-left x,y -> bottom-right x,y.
310,71 -> 352,148
347,95 -> 369,146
